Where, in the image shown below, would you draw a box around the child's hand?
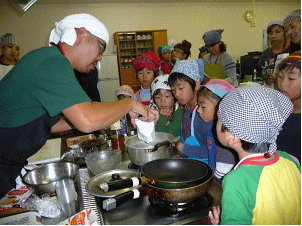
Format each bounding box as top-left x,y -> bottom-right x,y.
159,108 -> 173,117
208,206 -> 221,225
174,140 -> 183,154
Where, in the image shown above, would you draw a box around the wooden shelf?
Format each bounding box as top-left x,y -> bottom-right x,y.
114,29 -> 167,91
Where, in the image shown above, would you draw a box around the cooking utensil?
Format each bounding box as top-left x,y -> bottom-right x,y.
85,150 -> 122,176
124,132 -> 174,166
100,158 -> 212,191
86,169 -> 141,198
101,159 -> 213,207
86,169 -> 141,211
22,162 -> 79,195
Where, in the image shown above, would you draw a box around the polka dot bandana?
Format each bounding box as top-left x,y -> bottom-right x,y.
171,59 -> 204,82
131,51 -> 159,72
116,85 -> 134,97
218,84 -> 293,154
203,79 -> 234,98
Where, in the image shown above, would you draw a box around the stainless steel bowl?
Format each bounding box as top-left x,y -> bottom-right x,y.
22,162 -> 79,195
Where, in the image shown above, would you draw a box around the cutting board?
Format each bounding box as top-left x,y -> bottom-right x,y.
27,138 -> 62,165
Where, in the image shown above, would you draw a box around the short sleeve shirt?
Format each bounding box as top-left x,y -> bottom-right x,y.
0,46 -> 91,127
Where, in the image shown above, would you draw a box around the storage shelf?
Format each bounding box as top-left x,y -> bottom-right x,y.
114,29 -> 167,92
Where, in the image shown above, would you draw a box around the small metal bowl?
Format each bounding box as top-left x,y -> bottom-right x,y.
22,162 -> 79,195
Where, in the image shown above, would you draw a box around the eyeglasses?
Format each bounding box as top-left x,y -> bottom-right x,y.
89,31 -> 106,54
173,49 -> 183,54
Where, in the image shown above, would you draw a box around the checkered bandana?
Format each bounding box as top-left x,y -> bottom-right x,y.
171,59 -> 204,82
131,51 -> 159,72
218,84 -> 293,154
116,85 -> 134,97
203,79 -> 234,98
284,9 -> 301,25
0,33 -> 18,48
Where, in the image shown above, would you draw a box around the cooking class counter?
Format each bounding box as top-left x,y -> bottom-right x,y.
2,133 -> 222,225
51,134 -> 222,225
82,145 -> 223,225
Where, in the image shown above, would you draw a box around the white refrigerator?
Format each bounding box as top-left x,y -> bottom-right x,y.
97,54 -> 120,103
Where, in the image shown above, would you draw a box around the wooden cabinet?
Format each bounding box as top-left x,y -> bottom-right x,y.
114,30 -> 167,93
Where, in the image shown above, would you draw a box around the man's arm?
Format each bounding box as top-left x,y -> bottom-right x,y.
62,98 -> 159,133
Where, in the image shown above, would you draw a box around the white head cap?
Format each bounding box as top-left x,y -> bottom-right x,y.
49,13 -> 109,46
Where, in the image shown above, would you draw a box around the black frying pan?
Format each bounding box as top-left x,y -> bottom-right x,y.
100,158 -> 213,191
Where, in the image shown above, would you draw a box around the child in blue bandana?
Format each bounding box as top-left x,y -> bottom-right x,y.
168,59 -> 214,169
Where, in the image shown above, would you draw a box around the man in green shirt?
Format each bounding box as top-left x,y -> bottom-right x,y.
0,13 -> 159,198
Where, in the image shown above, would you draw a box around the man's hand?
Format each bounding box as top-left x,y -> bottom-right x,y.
208,206 -> 221,225
128,100 -> 159,127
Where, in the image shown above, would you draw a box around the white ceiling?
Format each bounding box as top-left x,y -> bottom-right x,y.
36,0 -> 299,3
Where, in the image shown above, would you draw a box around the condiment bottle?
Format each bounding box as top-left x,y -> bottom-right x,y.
253,69 -> 257,82
110,120 -> 125,152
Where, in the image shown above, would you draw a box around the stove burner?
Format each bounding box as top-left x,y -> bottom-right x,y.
148,193 -> 213,216
128,162 -> 141,171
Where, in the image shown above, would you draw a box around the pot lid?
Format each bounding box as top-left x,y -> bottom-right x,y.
86,169 -> 140,198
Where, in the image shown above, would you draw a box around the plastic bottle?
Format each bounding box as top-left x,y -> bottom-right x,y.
110,120 -> 125,152
253,69 -> 257,82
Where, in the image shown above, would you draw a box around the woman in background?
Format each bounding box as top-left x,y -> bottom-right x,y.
258,19 -> 290,86
171,40 -> 192,64
284,9 -> 301,53
202,29 -> 238,87
0,33 -> 20,80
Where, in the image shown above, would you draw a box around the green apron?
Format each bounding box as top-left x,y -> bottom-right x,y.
204,54 -> 226,79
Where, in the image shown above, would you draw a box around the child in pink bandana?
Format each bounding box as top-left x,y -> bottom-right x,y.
197,79 -> 237,179
131,51 -> 159,106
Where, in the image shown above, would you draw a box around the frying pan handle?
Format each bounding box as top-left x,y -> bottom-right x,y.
102,187 -> 145,211
151,140 -> 171,152
100,177 -> 141,192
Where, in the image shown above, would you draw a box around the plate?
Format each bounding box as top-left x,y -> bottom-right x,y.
86,169 -> 140,198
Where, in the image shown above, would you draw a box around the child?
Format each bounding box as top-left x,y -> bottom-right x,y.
197,79 -> 238,178
168,59 -> 213,167
0,33 -> 20,80
276,51 -> 301,162
131,51 -> 158,106
209,84 -> 301,225
157,45 -> 173,76
150,74 -> 183,140
116,85 -> 134,101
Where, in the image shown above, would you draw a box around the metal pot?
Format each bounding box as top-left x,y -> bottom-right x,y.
22,161 -> 79,195
124,132 -> 174,166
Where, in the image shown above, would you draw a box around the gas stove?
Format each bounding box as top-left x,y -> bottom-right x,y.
80,151 -> 223,225
96,178 -> 221,225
